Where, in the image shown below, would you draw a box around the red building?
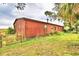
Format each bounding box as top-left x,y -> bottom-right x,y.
14,17 -> 63,38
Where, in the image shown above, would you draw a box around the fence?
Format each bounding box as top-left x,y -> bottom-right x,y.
0,37 -> 2,48
0,33 -> 27,48
0,33 -> 3,48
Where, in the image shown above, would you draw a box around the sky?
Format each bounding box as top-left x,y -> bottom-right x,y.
0,3 -> 63,29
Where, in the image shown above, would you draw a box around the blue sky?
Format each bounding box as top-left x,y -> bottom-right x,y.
0,3 -> 63,29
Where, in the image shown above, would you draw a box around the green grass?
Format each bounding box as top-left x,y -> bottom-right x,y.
0,32 -> 79,56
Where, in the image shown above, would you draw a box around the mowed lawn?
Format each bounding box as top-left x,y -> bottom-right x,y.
0,32 -> 79,56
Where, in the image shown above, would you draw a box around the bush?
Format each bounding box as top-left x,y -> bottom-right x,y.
64,26 -> 70,32
7,27 -> 15,34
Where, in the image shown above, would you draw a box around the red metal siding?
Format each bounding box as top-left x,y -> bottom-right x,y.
14,20 -> 26,38
25,19 -> 46,37
14,18 -> 63,38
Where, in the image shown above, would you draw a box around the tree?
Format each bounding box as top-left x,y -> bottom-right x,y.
58,3 -> 79,33
44,11 -> 56,22
15,3 -> 26,10
7,27 -> 15,34
58,4 -> 77,32
59,4 -> 76,24
53,3 -> 60,11
15,3 -> 26,17
45,11 -> 53,16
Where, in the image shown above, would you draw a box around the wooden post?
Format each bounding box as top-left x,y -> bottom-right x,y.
0,34 -> 2,48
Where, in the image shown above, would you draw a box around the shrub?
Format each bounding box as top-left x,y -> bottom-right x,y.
7,27 -> 15,34
64,26 -> 70,32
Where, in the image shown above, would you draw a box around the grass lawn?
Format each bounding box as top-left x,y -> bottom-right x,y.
0,32 -> 79,56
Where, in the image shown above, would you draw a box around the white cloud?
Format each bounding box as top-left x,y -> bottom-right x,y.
0,3 -> 63,29
0,17 -> 14,29
12,3 -> 54,20
42,3 -> 55,11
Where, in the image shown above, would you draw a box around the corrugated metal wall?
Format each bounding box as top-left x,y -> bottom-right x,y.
14,18 -> 63,38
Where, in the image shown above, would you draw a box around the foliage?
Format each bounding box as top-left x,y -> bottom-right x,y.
58,3 -> 79,33
15,3 -> 26,10
7,27 -> 15,34
45,11 -> 53,16
44,11 -> 57,22
58,4 -> 76,25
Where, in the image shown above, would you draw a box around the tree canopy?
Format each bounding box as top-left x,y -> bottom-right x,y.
58,3 -> 79,33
